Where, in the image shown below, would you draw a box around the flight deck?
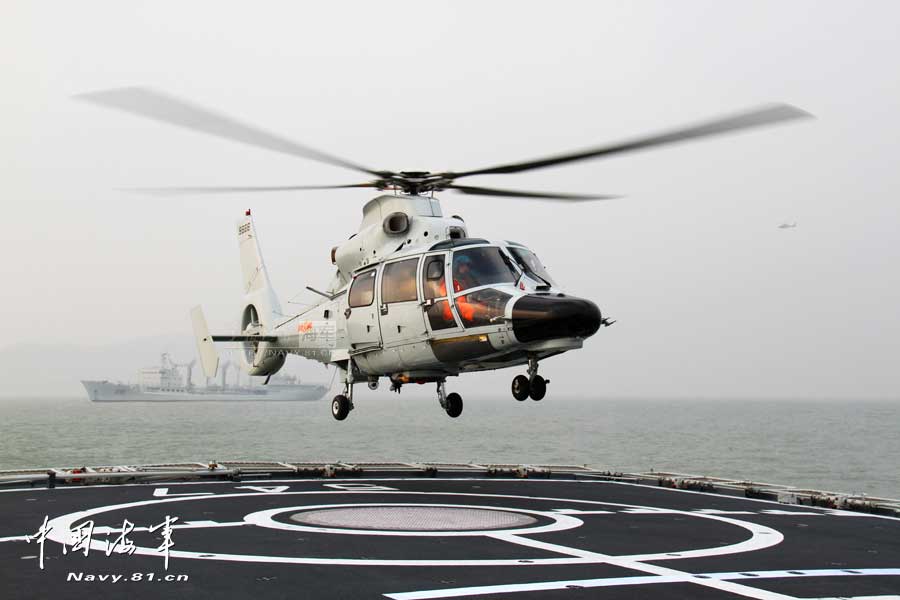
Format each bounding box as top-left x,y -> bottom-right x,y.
1,464 -> 898,599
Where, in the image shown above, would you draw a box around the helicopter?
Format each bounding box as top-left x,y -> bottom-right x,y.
78,88 -> 811,420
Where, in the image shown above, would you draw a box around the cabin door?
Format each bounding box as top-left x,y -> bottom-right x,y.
345,269 -> 382,349
378,256 -> 428,347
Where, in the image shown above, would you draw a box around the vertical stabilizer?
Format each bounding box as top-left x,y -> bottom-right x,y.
238,211 -> 282,330
190,305 -> 219,378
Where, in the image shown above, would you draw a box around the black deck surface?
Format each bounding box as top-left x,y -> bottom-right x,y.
1,476 -> 898,599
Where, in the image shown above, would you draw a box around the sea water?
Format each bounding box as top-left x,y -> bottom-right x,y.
1,396 -> 897,498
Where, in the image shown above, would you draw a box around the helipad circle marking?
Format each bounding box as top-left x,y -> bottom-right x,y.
290,505 -> 537,531
245,503 -> 576,537
43,487 -> 784,566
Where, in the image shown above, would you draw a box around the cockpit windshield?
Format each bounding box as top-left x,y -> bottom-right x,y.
451,247 -> 518,292
508,246 -> 556,287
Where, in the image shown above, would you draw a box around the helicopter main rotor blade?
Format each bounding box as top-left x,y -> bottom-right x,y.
120,183 -> 379,195
76,87 -> 388,178
445,184 -> 620,201
446,103 -> 812,179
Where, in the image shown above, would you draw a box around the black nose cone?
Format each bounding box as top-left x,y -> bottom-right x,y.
511,294 -> 602,343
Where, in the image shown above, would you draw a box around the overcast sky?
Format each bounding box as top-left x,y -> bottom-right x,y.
2,1 -> 899,399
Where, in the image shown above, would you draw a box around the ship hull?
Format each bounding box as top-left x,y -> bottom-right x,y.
81,380 -> 328,402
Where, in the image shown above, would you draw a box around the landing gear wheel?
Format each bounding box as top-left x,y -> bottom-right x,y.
331,394 -> 350,421
445,392 -> 463,418
529,375 -> 547,401
512,375 -> 530,401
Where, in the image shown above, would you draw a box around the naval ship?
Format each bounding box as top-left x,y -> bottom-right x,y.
81,353 -> 328,402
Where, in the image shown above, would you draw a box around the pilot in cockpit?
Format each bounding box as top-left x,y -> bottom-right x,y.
453,254 -> 478,291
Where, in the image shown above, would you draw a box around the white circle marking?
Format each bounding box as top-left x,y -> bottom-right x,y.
43,487 -> 785,566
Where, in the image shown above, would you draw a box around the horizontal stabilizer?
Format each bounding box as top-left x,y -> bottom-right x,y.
190,305 -> 219,378
211,335 -> 278,342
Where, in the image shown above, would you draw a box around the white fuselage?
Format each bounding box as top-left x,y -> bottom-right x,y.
233,195 -> 600,385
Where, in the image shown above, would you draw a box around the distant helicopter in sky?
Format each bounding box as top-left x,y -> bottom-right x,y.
78,88 -> 811,421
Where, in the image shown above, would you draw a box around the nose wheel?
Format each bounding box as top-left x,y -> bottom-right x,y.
511,357 -> 549,401
529,375 -> 547,401
512,375 -> 530,401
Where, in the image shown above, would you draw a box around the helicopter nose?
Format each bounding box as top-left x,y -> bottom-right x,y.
511,294 -> 603,343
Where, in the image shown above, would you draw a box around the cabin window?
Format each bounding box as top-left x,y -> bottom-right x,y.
451,247 -> 518,292
423,254 -> 447,300
348,270 -> 376,307
381,257 -> 419,304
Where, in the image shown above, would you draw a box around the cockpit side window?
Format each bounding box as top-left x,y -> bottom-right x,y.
423,255 -> 446,300
348,270 -> 376,307
455,288 -> 512,328
422,254 -> 457,331
381,257 -> 419,304
508,247 -> 556,287
451,247 -> 518,292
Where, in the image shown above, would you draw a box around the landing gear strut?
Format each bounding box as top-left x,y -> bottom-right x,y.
332,366 -> 356,421
510,356 -> 549,401
437,381 -> 463,418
